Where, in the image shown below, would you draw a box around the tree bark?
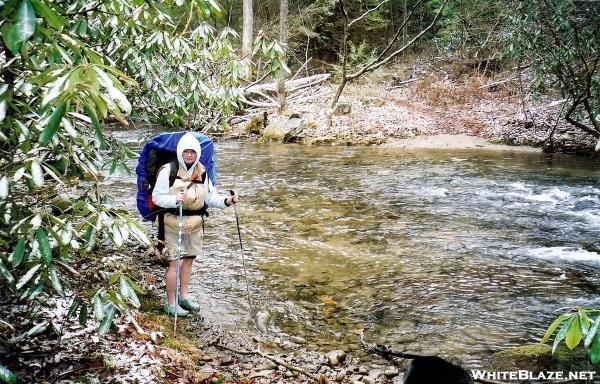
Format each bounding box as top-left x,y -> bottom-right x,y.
242,0 -> 253,58
277,0 -> 289,113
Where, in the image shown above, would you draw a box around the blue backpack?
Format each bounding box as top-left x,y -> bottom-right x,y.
136,132 -> 216,222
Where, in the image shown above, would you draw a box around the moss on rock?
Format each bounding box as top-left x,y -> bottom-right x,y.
484,343 -> 596,374
245,114 -> 266,135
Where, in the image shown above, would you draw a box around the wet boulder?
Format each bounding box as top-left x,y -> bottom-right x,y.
245,112 -> 268,135
260,115 -> 305,143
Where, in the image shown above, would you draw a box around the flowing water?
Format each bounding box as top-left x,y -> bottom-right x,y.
107,131 -> 600,367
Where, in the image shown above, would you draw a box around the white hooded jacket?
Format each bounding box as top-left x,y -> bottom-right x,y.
152,132 -> 227,210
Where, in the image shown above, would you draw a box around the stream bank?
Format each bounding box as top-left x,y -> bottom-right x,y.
232,70 -> 597,155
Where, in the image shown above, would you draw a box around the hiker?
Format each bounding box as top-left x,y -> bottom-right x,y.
151,132 -> 238,316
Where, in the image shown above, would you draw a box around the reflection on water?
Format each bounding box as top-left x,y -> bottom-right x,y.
106,132 -> 600,367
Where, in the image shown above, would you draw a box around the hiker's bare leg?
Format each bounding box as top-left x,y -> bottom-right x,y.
166,260 -> 178,306
179,258 -> 194,299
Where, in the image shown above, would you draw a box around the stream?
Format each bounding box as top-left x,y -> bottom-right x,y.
106,131 -> 600,367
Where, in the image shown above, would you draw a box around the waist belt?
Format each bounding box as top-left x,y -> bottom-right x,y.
156,203 -> 208,245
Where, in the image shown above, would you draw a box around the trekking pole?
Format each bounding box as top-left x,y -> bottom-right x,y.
230,190 -> 252,310
174,202 -> 183,334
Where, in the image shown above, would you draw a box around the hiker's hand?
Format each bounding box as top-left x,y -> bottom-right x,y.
227,190 -> 238,206
176,192 -> 185,204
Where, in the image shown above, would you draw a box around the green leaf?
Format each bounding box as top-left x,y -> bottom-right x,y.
83,101 -> 107,149
590,331 -> 600,365
553,317 -> 573,354
585,315 -> 600,348
97,302 -> 115,335
25,320 -> 48,338
542,313 -> 572,343
79,303 -> 88,325
14,0 -> 37,46
125,276 -> 144,294
2,22 -> 21,54
0,363 -> 17,384
108,272 -> 120,285
36,228 -> 52,264
206,0 -> 221,14
93,294 -> 104,321
0,100 -> 6,123
84,224 -> 96,252
39,100 -> 66,145
11,238 -> 26,268
0,259 -> 15,285
22,281 -> 44,300
30,0 -> 68,29
48,266 -> 64,296
16,263 -> 41,290
120,275 -> 140,308
66,299 -> 80,320
565,316 -> 583,349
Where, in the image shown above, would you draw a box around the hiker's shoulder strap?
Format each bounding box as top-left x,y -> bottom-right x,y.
168,160 -> 179,187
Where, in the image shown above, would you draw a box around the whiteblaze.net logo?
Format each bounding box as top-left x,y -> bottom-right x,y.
470,370 -> 597,381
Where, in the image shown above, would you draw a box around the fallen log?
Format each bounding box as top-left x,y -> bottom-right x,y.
244,73 -> 330,97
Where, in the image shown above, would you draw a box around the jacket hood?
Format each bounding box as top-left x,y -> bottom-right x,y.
176,132 -> 201,174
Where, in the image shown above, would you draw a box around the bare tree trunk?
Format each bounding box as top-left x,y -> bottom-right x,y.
242,0 -> 253,58
330,0 -> 349,111
403,0 -> 408,45
277,0 -> 289,113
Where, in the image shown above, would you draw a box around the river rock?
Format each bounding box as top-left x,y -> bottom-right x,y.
336,369 -> 347,381
255,310 -> 270,333
357,366 -> 368,374
484,343 -> 588,373
255,360 -> 277,370
334,102 -> 352,115
261,116 -> 305,143
362,377 -> 375,384
368,368 -> 384,380
290,336 -> 307,344
245,112 -> 268,134
326,350 -> 346,366
248,369 -> 274,378
284,370 -> 294,378
200,354 -> 215,362
384,366 -> 399,378
282,117 -> 305,143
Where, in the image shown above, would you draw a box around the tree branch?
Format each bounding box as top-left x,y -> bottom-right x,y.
348,0 -> 391,28
348,0 -> 449,80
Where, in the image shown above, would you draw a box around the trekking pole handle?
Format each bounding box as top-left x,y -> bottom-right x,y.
229,189 -> 238,205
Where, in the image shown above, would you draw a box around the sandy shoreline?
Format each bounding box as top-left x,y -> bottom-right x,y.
382,134 -> 542,152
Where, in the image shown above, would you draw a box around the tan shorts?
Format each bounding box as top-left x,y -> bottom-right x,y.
162,229 -> 203,261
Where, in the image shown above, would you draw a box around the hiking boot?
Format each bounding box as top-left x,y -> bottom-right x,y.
164,304 -> 189,317
179,297 -> 200,312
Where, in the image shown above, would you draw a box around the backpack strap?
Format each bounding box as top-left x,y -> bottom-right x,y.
168,159 -> 178,187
